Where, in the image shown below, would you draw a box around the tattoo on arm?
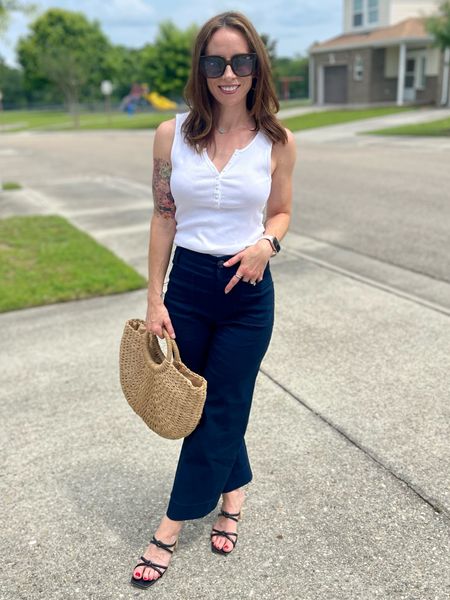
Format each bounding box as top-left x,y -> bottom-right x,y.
152,158 -> 176,219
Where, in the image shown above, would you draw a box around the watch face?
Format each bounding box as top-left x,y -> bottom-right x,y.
273,237 -> 281,252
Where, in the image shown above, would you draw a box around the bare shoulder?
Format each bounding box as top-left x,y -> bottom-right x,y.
283,127 -> 296,146
272,126 -> 297,171
153,118 -> 176,161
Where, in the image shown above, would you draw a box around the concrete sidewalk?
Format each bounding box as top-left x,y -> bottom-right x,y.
1,143 -> 450,599
2,285 -> 449,600
294,107 -> 450,143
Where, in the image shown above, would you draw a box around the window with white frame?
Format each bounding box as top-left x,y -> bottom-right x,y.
353,55 -> 364,80
352,0 -> 379,28
368,0 -> 379,24
353,0 -> 363,27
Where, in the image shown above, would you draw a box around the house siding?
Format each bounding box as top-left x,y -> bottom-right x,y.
371,48 -> 398,101
389,0 -> 441,24
342,0 -> 441,34
415,76 -> 438,103
312,45 -> 444,105
311,3 -> 445,106
349,48 -> 373,103
314,48 -> 402,104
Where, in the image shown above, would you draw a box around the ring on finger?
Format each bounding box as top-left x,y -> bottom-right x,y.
234,274 -> 243,280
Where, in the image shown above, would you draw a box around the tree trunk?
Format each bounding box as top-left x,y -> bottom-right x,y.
72,102 -> 80,129
68,96 -> 80,129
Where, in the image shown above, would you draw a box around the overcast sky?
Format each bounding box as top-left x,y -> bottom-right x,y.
0,0 -> 343,66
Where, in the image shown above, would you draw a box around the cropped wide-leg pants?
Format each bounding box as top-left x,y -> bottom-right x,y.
163,246 -> 275,521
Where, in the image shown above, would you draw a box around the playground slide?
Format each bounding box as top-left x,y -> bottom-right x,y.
146,92 -> 177,110
121,84 -> 177,113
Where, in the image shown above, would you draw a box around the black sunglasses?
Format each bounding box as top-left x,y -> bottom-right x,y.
199,53 -> 257,78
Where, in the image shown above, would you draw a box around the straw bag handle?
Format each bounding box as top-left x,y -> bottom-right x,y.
148,328 -> 182,363
139,326 -> 181,366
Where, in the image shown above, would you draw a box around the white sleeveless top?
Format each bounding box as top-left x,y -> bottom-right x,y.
170,111 -> 273,256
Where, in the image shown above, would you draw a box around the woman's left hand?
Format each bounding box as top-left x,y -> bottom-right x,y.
223,239 -> 274,294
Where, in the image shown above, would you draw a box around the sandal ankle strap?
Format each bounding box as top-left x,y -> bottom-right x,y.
150,535 -> 177,554
219,509 -> 240,522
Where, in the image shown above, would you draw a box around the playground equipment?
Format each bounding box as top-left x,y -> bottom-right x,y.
147,91 -> 177,110
120,83 -> 177,113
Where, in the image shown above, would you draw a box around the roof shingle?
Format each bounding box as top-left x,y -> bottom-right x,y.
310,17 -> 432,52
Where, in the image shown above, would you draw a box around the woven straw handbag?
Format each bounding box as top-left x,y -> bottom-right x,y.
119,318 -> 207,439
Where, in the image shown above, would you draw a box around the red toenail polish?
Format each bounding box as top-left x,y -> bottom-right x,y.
135,572 -> 140,577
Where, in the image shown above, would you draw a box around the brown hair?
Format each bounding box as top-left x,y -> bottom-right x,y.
182,11 -> 288,152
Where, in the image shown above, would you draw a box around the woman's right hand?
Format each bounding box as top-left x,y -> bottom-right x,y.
145,300 -> 176,339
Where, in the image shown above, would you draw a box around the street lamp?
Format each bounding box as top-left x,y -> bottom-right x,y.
101,80 -> 114,126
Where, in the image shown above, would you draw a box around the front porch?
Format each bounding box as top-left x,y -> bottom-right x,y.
393,42 -> 442,105
309,17 -> 450,107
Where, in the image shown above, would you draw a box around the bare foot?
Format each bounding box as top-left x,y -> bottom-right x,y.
211,488 -> 245,553
132,516 -> 183,583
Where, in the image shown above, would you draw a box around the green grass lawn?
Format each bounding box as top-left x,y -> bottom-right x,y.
1,105 -> 416,134
367,117 -> 450,137
2,182 -> 22,190
281,106 -> 415,132
0,109 -> 175,133
278,98 -> 312,109
0,215 -> 147,312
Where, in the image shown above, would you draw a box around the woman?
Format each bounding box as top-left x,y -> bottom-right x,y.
131,10 -> 296,588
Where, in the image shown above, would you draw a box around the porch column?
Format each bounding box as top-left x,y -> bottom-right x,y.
318,65 -> 325,105
397,42 -> 407,106
441,47 -> 450,106
309,54 -> 315,103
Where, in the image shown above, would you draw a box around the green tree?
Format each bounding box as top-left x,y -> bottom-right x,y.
106,44 -> 145,100
0,0 -> 35,36
427,1 -> 450,106
142,20 -> 198,99
260,33 -> 277,66
17,8 -> 112,125
427,0 -> 450,48
0,58 -> 27,107
273,55 -> 309,99
253,34 -> 309,100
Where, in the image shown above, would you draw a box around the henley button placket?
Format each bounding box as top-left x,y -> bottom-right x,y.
214,175 -> 221,208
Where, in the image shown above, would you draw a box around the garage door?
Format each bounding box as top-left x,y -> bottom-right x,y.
324,65 -> 348,104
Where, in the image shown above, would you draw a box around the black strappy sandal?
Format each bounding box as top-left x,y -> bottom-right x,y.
130,535 -> 178,589
210,508 -> 242,556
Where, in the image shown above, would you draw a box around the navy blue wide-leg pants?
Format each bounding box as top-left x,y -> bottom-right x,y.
163,246 -> 275,521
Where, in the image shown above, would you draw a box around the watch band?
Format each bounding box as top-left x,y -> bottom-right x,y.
259,235 -> 280,255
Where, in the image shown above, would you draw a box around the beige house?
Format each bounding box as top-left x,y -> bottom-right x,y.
309,0 -> 450,105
